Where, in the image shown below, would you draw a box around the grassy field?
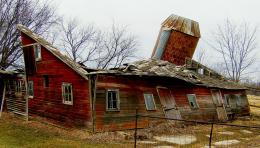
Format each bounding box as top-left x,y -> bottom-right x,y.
0,113 -> 128,148
0,95 -> 260,147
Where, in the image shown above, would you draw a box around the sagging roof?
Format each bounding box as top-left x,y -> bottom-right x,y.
0,70 -> 18,75
162,14 -> 200,37
17,24 -> 89,80
88,59 -> 246,90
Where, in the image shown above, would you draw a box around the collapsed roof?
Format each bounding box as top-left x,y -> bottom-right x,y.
88,59 -> 246,90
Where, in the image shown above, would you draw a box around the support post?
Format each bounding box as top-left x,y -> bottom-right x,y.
0,81 -> 6,118
134,108 -> 138,148
209,122 -> 214,148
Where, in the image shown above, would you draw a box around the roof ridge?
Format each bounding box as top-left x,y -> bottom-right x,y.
17,24 -> 88,80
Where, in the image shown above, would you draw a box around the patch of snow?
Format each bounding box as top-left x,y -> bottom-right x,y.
217,131 -> 234,135
138,141 -> 157,144
154,135 -> 197,145
240,130 -> 253,134
214,140 -> 240,146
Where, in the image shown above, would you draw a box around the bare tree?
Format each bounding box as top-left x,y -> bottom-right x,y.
60,21 -> 138,69
60,19 -> 102,64
0,0 -> 59,69
194,47 -> 207,64
96,23 -> 138,69
210,19 -> 258,82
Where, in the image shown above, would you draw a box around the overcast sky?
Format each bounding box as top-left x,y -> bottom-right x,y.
51,0 -> 260,80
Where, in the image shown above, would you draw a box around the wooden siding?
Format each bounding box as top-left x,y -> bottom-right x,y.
94,75 -> 220,131
162,31 -> 199,65
20,33 -> 91,127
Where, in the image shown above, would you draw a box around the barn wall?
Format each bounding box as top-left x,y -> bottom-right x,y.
169,86 -> 217,121
221,89 -> 250,116
21,33 -> 91,128
94,75 -> 220,131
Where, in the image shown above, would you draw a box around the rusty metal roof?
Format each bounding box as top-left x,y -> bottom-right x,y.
17,24 -> 89,80
88,59 -> 246,90
162,14 -> 200,37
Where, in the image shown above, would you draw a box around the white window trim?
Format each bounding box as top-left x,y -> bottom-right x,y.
62,82 -> 73,105
187,94 -> 199,109
28,81 -> 34,98
143,93 -> 157,111
34,44 -> 41,61
106,89 -> 120,111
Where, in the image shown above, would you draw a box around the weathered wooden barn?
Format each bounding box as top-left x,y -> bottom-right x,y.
17,14 -> 250,131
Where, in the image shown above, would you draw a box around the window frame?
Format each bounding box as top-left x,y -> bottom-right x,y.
235,94 -> 242,106
223,94 -> 231,107
106,89 -> 120,111
143,93 -> 156,111
28,81 -> 34,98
186,94 -> 199,109
62,82 -> 73,105
15,80 -> 22,93
34,44 -> 41,61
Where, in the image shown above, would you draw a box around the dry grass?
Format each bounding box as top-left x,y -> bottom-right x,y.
0,113 -> 130,148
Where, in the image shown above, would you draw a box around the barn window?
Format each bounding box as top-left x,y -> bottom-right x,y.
15,80 -> 22,93
62,83 -> 73,105
34,44 -> 41,61
43,75 -> 49,88
187,94 -> 199,109
28,81 -> 34,98
224,94 -> 231,107
106,89 -> 120,111
235,94 -> 242,106
198,68 -> 204,75
144,93 -> 156,110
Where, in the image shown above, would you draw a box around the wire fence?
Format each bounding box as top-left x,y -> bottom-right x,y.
131,110 -> 260,148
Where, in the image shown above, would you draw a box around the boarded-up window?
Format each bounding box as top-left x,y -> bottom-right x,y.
106,90 -> 120,111
144,93 -> 156,110
62,83 -> 73,105
28,81 -> 34,97
34,44 -> 41,61
187,94 -> 199,109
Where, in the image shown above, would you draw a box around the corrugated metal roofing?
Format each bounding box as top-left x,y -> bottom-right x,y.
17,24 -> 89,80
162,14 -> 201,37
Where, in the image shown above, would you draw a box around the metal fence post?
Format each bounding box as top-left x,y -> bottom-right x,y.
209,122 -> 214,148
134,108 -> 138,148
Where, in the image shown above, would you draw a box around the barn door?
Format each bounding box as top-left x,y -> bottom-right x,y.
211,89 -> 228,121
157,87 -> 181,119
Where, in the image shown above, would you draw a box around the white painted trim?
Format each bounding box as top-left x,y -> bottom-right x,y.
106,89 -> 120,111
0,82 -> 6,118
62,82 -> 73,105
143,93 -> 157,111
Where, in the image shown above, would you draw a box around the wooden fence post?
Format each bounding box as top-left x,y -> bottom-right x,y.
134,108 -> 138,148
209,122 -> 214,148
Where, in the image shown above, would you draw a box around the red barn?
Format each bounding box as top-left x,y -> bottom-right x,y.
17,14 -> 250,132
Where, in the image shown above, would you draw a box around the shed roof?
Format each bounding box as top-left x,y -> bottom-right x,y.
162,14 -> 200,37
17,24 -> 89,80
88,59 -> 246,90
